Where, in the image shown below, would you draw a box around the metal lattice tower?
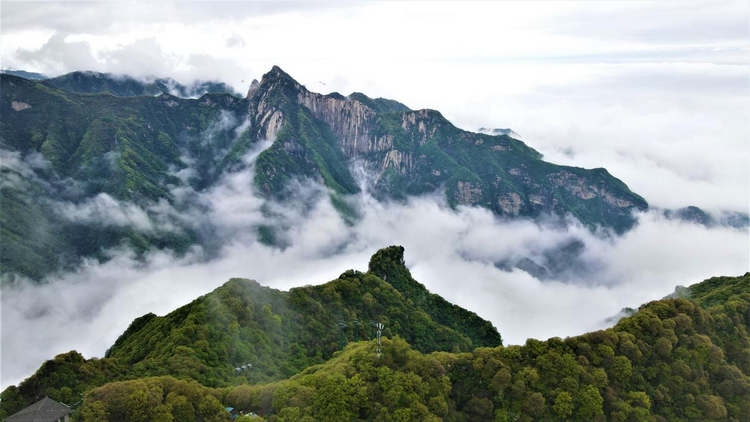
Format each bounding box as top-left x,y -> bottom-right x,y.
376,322 -> 384,357
351,320 -> 362,341
369,320 -> 377,340
337,321 -> 348,350
369,321 -> 385,357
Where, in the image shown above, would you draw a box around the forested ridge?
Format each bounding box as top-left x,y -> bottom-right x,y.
1,250 -> 747,421
2,66 -> 649,280
0,246 -> 501,418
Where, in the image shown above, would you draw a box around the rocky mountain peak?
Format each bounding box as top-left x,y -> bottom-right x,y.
260,65 -> 301,89
246,79 -> 260,98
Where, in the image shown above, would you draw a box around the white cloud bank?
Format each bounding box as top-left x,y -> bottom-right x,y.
2,2 -> 747,214
1,0 -> 748,390
1,154 -> 747,388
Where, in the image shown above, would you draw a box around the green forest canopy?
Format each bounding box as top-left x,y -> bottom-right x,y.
1,246 -> 747,422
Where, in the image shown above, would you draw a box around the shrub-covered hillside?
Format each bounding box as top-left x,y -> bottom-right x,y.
0,246 -> 501,418
139,271 -> 745,422
70,272 -> 750,421
2,253 -> 746,421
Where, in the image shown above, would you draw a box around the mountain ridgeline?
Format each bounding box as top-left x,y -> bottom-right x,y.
1,66 -> 647,280
243,66 -> 647,230
1,248 -> 748,421
0,246 -> 501,417
1,69 -> 239,97
102,246 -> 500,386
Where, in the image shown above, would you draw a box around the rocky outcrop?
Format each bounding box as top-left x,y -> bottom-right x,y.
498,193 -> 524,215
244,66 -> 647,231
400,109 -> 440,146
298,90 -> 379,156
259,109 -> 283,140
381,150 -> 414,175
246,79 -> 260,99
550,171 -> 634,208
249,66 -> 416,158
455,181 -> 482,205
10,101 -> 31,111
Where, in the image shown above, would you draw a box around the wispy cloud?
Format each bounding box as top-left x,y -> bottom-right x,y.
1,0 -> 747,390
2,157 -> 747,388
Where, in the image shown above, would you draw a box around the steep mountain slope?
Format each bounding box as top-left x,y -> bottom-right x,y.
2,67 -> 647,279
211,271 -> 747,421
0,74 -> 252,278
245,66 -> 647,232
104,246 -> 500,384
3,268 -> 746,421
0,246 -> 501,417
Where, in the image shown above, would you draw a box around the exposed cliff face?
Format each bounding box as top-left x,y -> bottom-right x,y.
10,101 -> 31,111
298,90 -> 379,156
246,79 -> 260,98
455,181 -> 483,205
240,65 -> 647,232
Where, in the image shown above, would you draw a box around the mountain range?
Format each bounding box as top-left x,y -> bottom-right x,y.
1,246 -> 747,421
1,66 -> 652,280
1,69 -> 238,97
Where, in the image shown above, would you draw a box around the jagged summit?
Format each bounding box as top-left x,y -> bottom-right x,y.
246,78 -> 260,98
368,245 -> 501,347
2,66 -> 648,278
23,245 -> 500,387
258,65 -> 301,89
240,65 -> 647,232
268,64 -> 291,78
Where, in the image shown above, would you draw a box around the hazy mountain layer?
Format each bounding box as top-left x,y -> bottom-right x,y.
0,69 -> 48,80
42,70 -> 240,98
1,73 -> 249,279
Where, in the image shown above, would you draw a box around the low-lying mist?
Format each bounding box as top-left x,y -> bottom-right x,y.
1,139 -> 748,390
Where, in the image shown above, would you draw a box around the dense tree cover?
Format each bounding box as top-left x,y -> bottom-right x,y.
1,74 -> 251,279
0,351 -> 128,420
3,265 -> 747,421
0,268 -> 750,421
0,247 -> 501,417
202,272 -> 750,421
102,247 -> 500,386
368,246 -> 501,349
681,272 -> 750,309
78,376 -> 228,422
3,64 -> 649,277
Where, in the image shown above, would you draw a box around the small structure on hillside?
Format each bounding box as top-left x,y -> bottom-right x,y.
235,363 -> 253,374
226,406 -> 240,420
5,397 -> 73,422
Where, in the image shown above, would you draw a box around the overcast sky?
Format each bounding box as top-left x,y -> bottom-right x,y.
1,1 -> 749,388
2,1 -> 748,213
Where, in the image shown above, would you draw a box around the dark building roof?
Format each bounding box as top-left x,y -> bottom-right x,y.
5,397 -> 73,421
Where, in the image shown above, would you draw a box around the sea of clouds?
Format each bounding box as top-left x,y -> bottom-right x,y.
1,0 -> 748,389
1,127 -> 747,388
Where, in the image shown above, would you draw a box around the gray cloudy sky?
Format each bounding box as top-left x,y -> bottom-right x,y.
1,1 -> 749,388
2,1 -> 747,213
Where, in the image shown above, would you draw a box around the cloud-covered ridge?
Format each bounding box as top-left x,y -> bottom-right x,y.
2,137 -> 747,388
